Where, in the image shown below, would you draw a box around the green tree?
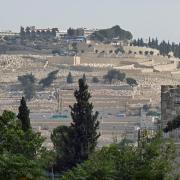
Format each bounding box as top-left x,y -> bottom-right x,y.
91,25 -> 133,42
0,110 -> 55,179
126,77 -> 138,87
52,79 -> 100,172
145,51 -> 149,56
139,50 -> 143,55
115,46 -> 125,54
51,126 -> 76,172
70,79 -> 100,163
62,133 -> 176,180
20,26 -> 25,38
150,51 -> 154,55
92,77 -> 99,83
82,73 -> 86,82
67,72 -> 73,84
39,70 -> 59,88
128,50 -> 132,54
17,97 -> 31,132
103,69 -> 126,83
109,50 -> 113,54
72,43 -> 78,53
95,49 -> 98,53
18,73 -> 36,101
143,104 -> 150,112
51,28 -> 58,37
25,26 -> 31,38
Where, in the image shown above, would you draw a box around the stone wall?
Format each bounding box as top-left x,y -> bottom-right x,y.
47,56 -> 80,66
154,63 -> 177,72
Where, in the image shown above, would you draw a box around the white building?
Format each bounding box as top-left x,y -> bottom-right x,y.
0,31 -> 19,37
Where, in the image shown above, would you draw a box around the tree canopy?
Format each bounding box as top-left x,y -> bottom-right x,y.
103,69 -> 126,83
62,133 -> 176,180
17,97 -> 31,132
20,26 -> 58,40
0,110 -> 54,179
91,25 -> 133,42
126,77 -> 138,87
132,37 -> 180,59
67,72 -> 73,84
92,77 -> 99,83
18,73 -> 36,101
39,70 -> 59,88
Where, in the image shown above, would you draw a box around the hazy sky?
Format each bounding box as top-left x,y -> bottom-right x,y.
0,0 -> 180,42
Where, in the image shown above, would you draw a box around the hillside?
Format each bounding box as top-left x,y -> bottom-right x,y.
90,25 -> 133,42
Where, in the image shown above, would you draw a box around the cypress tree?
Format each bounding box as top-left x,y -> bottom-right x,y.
70,79 -> 100,163
17,97 -> 31,132
148,37 -> 151,47
140,38 -> 144,47
67,72 -> 73,84
51,79 -> 100,172
82,73 -> 86,83
155,38 -> 158,49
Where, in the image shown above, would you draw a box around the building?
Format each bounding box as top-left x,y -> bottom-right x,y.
56,30 -> 67,39
161,85 -> 180,129
0,31 -> 19,37
47,56 -> 80,66
83,28 -> 98,37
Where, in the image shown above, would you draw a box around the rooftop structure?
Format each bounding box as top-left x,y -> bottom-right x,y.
0,31 -> 19,37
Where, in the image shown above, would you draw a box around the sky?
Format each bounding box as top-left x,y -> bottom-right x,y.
0,0 -> 180,42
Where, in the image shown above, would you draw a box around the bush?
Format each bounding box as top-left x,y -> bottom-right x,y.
128,50 -> 132,54
126,77 -> 138,87
67,72 -> 73,84
92,77 -> 99,83
82,74 -> 86,82
103,69 -> 126,83
115,46 -> 125,54
39,70 -> 59,88
143,104 -> 150,112
62,134 -> 176,180
18,74 -> 36,100
145,51 -> 149,55
0,110 -> 55,179
150,51 -> 154,55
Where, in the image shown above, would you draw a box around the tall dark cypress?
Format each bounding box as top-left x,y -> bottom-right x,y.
17,97 -> 31,131
70,79 -> 100,163
82,73 -> 86,83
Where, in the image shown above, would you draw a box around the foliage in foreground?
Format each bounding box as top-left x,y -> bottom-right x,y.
62,134 -> 177,180
92,77 -> 99,83
0,110 -> 55,179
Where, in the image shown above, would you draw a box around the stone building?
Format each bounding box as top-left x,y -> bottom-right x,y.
161,85 -> 180,128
